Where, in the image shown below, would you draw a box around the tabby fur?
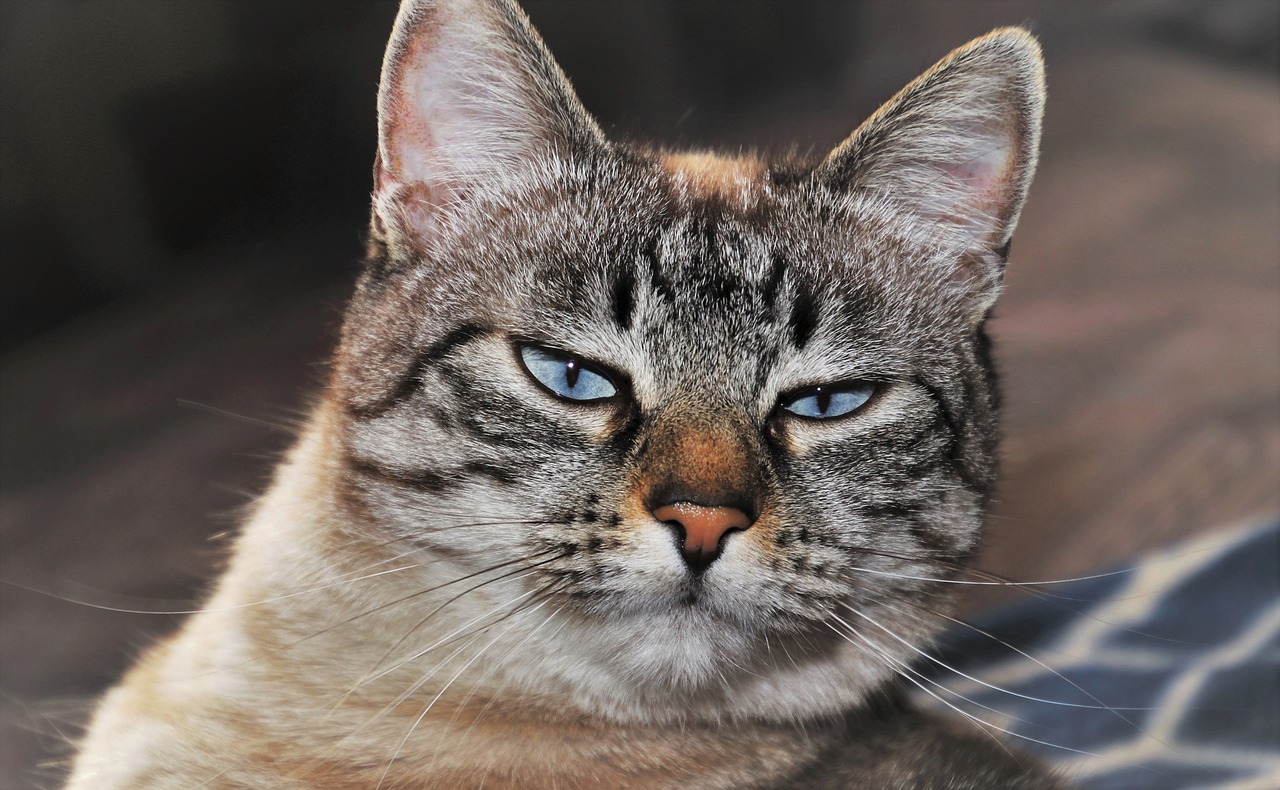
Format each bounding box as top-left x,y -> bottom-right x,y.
68,0 -> 1061,787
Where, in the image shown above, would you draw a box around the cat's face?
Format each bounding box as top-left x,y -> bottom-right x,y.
328,0 -> 1042,723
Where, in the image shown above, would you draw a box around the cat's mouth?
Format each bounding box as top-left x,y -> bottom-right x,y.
676,575 -> 706,606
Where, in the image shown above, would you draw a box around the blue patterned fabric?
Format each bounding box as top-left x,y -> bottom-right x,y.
921,519 -> 1280,789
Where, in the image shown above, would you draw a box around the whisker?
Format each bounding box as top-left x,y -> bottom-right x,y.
825,617 -> 1018,757
341,582 -> 569,736
357,628 -> 484,733
153,550 -> 565,688
0,567 -> 416,617
850,539 -> 1231,593
374,599 -> 548,790
846,563 -> 1137,590
849,602 -> 1156,712
177,398 -> 300,433
357,552 -> 567,682
341,566 -> 571,708
434,600 -> 558,738
843,547 -> 1211,646
0,518 -> 564,617
865,600 -> 1203,786
829,616 -> 1106,759
450,608 -> 566,757
831,612 -> 1037,727
187,766 -> 234,790
845,544 -> 1139,596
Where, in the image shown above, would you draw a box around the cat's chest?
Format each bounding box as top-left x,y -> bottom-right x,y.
218,684 -> 828,790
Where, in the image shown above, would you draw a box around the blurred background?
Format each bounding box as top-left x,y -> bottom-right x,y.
2,1 -> 1277,786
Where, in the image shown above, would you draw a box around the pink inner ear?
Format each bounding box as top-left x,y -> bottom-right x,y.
384,32 -> 466,189
378,0 -> 525,189
948,142 -> 1013,203
926,133 -> 1017,237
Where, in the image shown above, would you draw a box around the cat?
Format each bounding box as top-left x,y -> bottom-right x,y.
66,0 -> 1060,787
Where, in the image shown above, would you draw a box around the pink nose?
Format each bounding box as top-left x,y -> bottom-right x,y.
651,503 -> 753,572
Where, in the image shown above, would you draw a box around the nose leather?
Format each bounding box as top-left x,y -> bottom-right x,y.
651,502 -> 753,572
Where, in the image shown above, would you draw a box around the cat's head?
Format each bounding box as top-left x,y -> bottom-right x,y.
331,0 -> 1043,724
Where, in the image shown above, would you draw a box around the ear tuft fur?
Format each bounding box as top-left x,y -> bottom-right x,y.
817,28 -> 1045,254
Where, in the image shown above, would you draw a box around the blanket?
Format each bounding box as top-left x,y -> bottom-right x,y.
923,519 -> 1280,789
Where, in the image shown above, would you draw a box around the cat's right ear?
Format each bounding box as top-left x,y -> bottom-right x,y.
372,0 -> 605,253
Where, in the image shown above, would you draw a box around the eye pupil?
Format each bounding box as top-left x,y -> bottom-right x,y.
564,358 -> 580,389
815,386 -> 831,415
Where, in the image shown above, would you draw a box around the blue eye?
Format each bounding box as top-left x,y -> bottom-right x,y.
781,382 -> 875,420
519,346 -> 618,402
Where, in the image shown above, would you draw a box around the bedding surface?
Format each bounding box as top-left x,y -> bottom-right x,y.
926,519 -> 1280,789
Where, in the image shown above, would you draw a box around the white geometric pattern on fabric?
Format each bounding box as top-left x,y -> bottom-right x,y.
919,518 -> 1280,789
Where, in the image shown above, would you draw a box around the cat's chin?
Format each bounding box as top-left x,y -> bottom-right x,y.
511,601 -> 904,726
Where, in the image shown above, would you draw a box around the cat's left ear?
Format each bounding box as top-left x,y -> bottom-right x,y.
373,0 -> 606,250
816,28 -> 1045,308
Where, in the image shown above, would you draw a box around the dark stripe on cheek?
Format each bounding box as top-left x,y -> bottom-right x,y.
348,455 -> 457,494
915,377 -> 980,492
856,501 -> 918,520
995,239 -> 1012,262
422,323 -> 490,366
430,357 -> 598,459
349,454 -> 528,496
975,322 -> 1001,412
916,379 -> 961,443
349,322 -> 492,419
462,461 -> 519,486
855,500 -> 963,569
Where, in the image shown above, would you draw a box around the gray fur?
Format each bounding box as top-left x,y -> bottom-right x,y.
254,0 -> 1059,785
